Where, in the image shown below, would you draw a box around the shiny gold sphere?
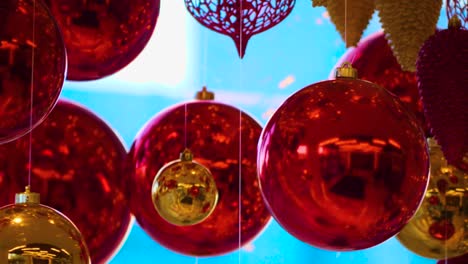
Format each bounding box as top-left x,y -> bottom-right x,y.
397,138 -> 467,259
151,149 -> 218,226
0,197 -> 91,263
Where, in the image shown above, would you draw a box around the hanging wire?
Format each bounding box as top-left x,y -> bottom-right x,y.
184,102 -> 188,149
27,0 -> 37,188
238,1 -> 243,263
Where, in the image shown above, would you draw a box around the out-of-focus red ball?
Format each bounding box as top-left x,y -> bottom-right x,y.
257,77 -> 429,250
331,31 -> 429,135
126,100 -> 271,256
0,0 -> 66,143
44,0 -> 160,80
0,99 -> 132,264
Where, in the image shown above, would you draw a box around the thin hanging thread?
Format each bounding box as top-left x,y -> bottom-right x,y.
202,25 -> 208,86
28,0 -> 37,188
184,103 -> 188,149
344,0 -> 347,45
238,1 -> 243,263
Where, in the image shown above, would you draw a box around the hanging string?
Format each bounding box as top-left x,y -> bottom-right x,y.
238,1 -> 243,263
344,0 -> 347,45
202,24 -> 208,86
28,0 -> 37,188
184,102 -> 188,149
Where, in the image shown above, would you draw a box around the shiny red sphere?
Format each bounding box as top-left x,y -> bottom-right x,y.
0,100 -> 132,264
126,100 -> 271,256
257,78 -> 429,250
331,31 -> 429,135
44,0 -> 160,80
0,0 -> 66,143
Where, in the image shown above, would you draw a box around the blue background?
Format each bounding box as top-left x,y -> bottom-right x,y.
60,1 -> 450,263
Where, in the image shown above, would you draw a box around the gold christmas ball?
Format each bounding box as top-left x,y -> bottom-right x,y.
397,138 -> 468,259
151,149 -> 218,226
0,187 -> 91,263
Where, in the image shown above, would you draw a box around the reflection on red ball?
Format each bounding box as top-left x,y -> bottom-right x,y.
126,100 -> 271,256
331,32 -> 429,135
44,0 -> 160,80
0,0 -> 66,143
0,100 -> 131,263
257,78 -> 429,250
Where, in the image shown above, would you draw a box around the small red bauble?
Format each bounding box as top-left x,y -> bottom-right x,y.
0,0 -> 66,143
185,0 -> 295,58
258,65 -> 429,250
438,254 -> 468,264
126,94 -> 271,256
44,0 -> 160,80
331,31 -> 429,135
417,18 -> 468,170
0,100 -> 132,264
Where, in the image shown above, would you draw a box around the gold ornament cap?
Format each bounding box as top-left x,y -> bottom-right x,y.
195,86 -> 215,100
180,148 -> 194,161
335,62 -> 358,79
448,15 -> 462,29
15,186 -> 40,204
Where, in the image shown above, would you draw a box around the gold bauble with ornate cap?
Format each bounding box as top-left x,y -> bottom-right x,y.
0,187 -> 91,263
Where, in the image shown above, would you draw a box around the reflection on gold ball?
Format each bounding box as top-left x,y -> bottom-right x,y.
152,149 -> 218,226
397,138 -> 467,259
0,188 -> 90,264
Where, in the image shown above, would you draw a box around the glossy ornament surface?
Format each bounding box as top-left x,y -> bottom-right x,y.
44,0 -> 160,80
0,187 -> 90,264
0,100 -> 131,263
185,0 -> 295,58
152,148 -> 218,226
258,67 -> 429,250
0,0 -> 66,143
331,31 -> 429,135
127,99 -> 271,256
397,138 -> 467,259
417,18 -> 468,171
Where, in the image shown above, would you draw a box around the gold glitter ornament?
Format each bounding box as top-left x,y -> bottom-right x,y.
397,138 -> 468,259
314,0 -> 375,47
0,187 -> 91,263
151,149 -> 219,226
375,0 -> 442,72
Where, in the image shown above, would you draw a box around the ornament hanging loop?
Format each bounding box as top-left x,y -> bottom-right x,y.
195,86 -> 215,100
335,62 -> 358,79
15,186 -> 40,204
180,148 -> 194,162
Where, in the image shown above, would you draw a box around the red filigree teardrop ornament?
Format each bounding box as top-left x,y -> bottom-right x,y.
184,0 -> 295,58
417,17 -> 468,170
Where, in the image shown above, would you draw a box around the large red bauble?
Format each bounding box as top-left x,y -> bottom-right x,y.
126,100 -> 271,256
331,31 -> 429,135
417,24 -> 468,171
257,77 -> 429,250
0,100 -> 132,264
44,0 -> 160,80
0,0 -> 66,144
185,0 -> 295,58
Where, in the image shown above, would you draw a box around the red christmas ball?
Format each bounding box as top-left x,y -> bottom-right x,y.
257,72 -> 429,250
0,0 -> 66,143
417,21 -> 468,171
44,0 -> 160,80
185,0 -> 295,58
438,254 -> 468,264
0,99 -> 132,263
126,99 -> 271,256
331,31 -> 429,135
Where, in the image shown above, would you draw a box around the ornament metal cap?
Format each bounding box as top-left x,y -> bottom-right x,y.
335,62 -> 358,79
180,148 -> 194,162
448,15 -> 462,29
195,86 -> 215,100
15,186 -> 40,204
